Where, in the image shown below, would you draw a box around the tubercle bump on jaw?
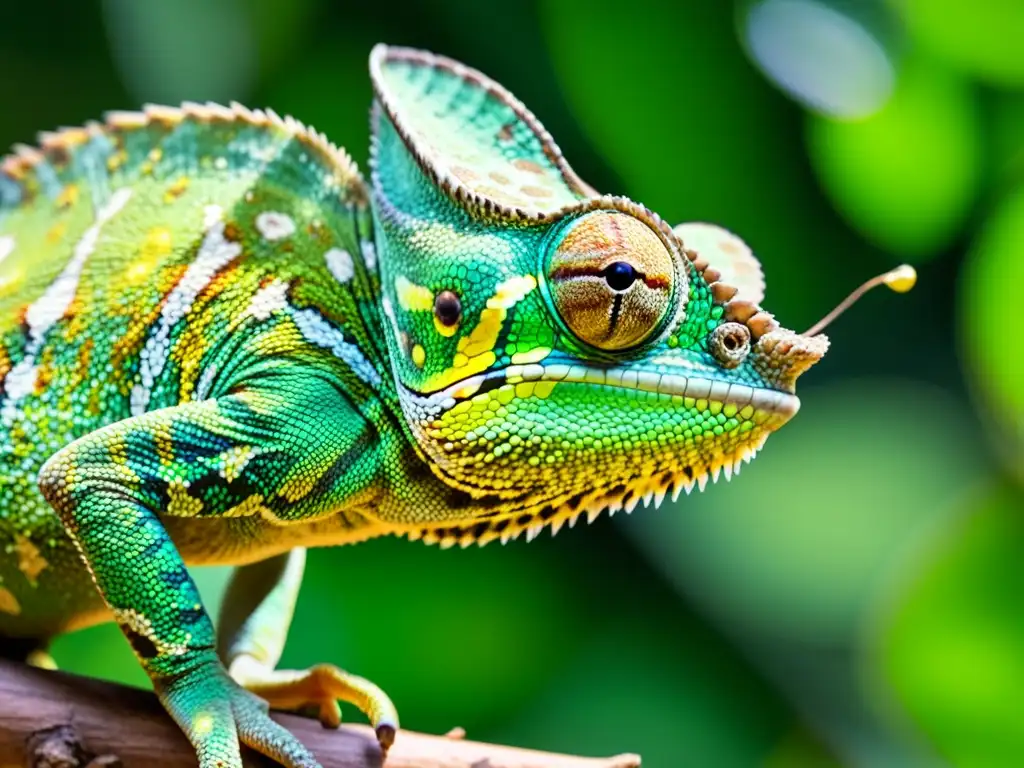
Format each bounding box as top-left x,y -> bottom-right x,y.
400,433 -> 771,550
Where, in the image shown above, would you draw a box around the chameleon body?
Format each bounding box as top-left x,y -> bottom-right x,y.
0,46 -> 827,767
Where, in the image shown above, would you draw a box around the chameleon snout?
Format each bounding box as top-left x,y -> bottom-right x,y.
750,329 -> 830,394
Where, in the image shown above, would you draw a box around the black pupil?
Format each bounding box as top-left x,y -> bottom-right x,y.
434,291 -> 461,326
604,261 -> 637,292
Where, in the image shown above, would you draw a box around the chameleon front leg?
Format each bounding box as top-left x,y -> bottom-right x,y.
38,378 -> 392,767
218,549 -> 398,742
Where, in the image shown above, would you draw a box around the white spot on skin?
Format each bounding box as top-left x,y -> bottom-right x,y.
244,279 -> 290,321
290,308 -> 382,387
361,240 -> 377,271
131,209 -> 242,416
3,188 -> 133,419
194,363 -> 219,402
255,211 -> 296,241
3,363 -> 39,401
217,445 -> 258,482
325,247 -> 354,283
0,236 -> 14,264
26,187 -> 133,341
203,205 -> 223,229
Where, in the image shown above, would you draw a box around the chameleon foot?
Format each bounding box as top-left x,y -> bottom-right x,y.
230,655 -> 399,753
26,648 -> 58,670
159,659 -> 321,768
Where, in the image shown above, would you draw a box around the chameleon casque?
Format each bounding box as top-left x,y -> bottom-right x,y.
0,44 -> 909,768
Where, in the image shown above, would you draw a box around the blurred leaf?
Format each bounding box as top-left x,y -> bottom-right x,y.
101,0 -> 257,104
763,726 -> 845,768
50,622 -> 146,688
539,0 -> 861,327
501,620 -> 788,768
807,55 -> 981,260
627,379 -> 985,645
739,0 -> 899,119
897,0 -> 1024,86
283,537 -> 589,734
988,91 -> 1024,185
960,184 -> 1024,472
260,42 -> 374,170
247,0 -> 318,79
877,482 -> 1024,766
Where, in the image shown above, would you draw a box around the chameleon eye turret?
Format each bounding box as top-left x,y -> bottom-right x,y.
544,210 -> 680,351
708,322 -> 751,368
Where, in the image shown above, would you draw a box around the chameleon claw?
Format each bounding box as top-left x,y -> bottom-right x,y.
375,723 -> 396,754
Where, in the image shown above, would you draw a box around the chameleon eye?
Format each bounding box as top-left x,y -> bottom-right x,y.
545,211 -> 678,351
433,290 -> 462,328
603,261 -> 638,292
708,322 -> 751,368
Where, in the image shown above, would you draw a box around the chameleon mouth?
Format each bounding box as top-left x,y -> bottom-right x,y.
430,362 -> 801,420
397,362 -> 796,549
401,430 -> 771,549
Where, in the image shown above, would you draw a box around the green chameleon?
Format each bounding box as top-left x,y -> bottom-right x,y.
0,45 -> 914,767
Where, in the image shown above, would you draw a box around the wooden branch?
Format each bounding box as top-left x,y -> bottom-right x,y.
0,660 -> 640,768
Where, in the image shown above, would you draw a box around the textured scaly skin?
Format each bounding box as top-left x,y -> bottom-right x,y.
0,46 -> 827,767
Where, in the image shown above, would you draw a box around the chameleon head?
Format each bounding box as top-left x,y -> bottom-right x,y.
368,45 -> 907,544
382,206 -> 827,533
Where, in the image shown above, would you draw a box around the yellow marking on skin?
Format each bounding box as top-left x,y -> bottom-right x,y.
411,343 -> 426,368
125,227 -> 172,284
422,274 -> 536,391
164,176 -> 190,203
510,346 -> 551,365
434,316 -> 458,337
0,269 -> 24,297
46,221 -> 67,244
55,183 -> 79,209
15,534 -> 47,583
487,275 -> 536,310
534,380 -> 557,399
395,275 -> 434,312
193,714 -> 214,736
0,587 -> 20,616
154,424 -> 175,466
515,382 -> 536,398
167,480 -> 203,517
279,473 -> 319,503
224,494 -> 268,517
218,445 -> 257,483
107,149 -> 130,173
111,435 -> 131,467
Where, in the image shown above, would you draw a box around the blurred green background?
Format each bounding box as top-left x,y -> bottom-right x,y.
3,1 -> 1023,765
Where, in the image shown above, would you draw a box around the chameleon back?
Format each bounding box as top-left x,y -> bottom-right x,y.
0,105 -> 385,634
